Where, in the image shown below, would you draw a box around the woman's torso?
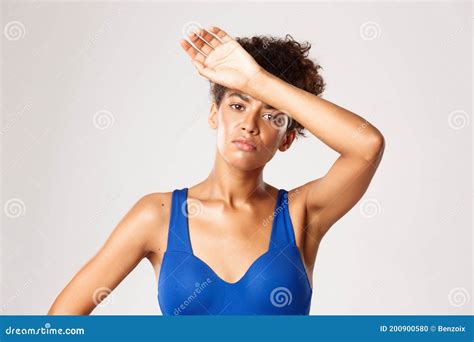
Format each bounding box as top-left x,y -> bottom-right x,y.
145,184 -> 322,314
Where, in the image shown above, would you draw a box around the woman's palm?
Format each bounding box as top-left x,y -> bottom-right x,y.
180,26 -> 262,90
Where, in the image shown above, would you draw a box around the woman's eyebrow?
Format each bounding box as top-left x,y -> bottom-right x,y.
227,92 -> 275,110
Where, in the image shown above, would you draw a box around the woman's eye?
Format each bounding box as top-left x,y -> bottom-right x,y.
230,104 -> 245,111
263,113 -> 273,120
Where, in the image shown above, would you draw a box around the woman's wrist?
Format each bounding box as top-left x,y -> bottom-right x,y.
242,67 -> 272,98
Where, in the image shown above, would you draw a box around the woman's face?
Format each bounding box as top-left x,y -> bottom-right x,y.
209,89 -> 296,171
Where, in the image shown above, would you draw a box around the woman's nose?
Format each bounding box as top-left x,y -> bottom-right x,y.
240,116 -> 259,134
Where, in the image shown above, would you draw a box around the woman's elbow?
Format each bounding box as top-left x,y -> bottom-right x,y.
47,297 -> 92,315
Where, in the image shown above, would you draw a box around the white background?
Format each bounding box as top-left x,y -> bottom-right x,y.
1,0 -> 472,315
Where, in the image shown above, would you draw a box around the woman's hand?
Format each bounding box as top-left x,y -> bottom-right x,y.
180,26 -> 263,92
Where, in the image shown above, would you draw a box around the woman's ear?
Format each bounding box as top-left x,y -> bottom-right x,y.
278,129 -> 296,152
208,102 -> 218,129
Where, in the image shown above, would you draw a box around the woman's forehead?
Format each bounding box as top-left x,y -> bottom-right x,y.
225,90 -> 275,110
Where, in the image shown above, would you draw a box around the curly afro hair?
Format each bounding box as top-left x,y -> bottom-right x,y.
209,34 -> 326,139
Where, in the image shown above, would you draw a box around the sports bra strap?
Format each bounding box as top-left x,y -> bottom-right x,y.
166,188 -> 192,253
269,189 -> 297,249
166,188 -> 297,253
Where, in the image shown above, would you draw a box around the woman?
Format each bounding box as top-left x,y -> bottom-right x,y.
48,26 -> 384,315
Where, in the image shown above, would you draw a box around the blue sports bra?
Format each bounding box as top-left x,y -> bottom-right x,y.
158,187 -> 312,315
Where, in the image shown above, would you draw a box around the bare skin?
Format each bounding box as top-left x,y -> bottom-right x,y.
48,26 -> 384,315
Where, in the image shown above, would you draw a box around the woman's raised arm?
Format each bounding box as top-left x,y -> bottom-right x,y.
47,194 -> 162,315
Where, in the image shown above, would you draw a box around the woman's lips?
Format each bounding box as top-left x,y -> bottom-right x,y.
232,141 -> 256,152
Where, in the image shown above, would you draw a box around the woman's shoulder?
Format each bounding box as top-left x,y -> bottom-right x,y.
126,190 -> 176,256
133,190 -> 174,222
115,192 -> 173,235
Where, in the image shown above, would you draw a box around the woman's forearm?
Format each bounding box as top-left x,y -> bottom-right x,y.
244,69 -> 384,160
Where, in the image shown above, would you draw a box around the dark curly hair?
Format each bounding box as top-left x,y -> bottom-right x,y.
209,34 -> 326,139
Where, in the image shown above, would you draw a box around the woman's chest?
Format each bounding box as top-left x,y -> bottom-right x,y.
149,189 -> 315,288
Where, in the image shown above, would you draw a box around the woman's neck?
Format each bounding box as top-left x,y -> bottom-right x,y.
192,153 -> 271,207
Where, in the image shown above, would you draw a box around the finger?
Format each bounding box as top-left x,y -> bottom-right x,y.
179,39 -> 198,59
188,31 -> 210,57
180,38 -> 206,62
181,35 -> 207,62
189,29 -> 214,56
180,37 -> 206,63
201,27 -> 223,48
208,26 -> 233,43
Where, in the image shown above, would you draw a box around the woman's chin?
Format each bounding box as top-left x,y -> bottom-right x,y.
226,154 -> 263,171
